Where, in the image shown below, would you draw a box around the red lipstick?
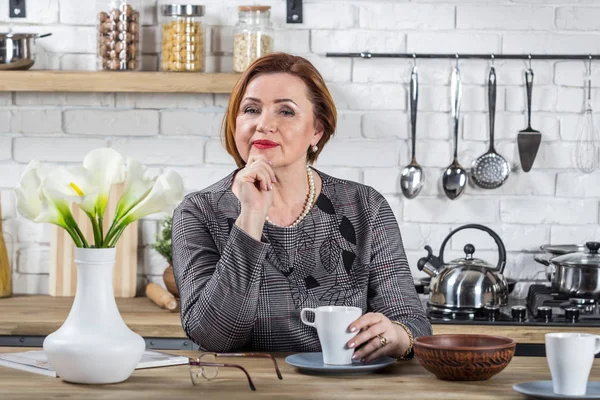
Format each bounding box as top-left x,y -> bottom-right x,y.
253,140 -> 279,149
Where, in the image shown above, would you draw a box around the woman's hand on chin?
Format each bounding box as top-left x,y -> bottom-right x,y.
234,156 -> 276,240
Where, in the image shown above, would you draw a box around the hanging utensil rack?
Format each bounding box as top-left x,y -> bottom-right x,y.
326,52 -> 600,60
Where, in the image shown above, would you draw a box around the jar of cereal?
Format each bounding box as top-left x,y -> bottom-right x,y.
233,5 -> 274,73
97,0 -> 141,71
160,4 -> 205,72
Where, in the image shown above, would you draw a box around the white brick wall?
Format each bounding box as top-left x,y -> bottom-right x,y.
3,1 -> 600,295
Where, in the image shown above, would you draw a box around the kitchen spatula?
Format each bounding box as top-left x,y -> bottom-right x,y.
517,68 -> 541,172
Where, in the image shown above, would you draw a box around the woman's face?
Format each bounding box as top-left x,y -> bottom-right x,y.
235,72 -> 323,168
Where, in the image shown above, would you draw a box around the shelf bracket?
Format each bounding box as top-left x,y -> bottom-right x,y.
287,0 -> 302,24
9,0 -> 26,18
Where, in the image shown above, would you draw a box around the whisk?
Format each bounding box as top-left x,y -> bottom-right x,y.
575,58 -> 600,174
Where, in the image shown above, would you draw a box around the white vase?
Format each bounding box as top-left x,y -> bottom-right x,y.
43,248 -> 145,384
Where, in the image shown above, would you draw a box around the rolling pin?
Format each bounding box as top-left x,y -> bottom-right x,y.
145,283 -> 179,312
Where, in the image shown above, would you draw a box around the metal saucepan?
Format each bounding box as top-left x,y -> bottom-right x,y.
535,242 -> 600,298
0,33 -> 52,70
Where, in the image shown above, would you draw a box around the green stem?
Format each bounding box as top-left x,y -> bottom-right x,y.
98,216 -> 104,247
103,218 -> 119,248
107,223 -> 128,248
65,213 -> 89,248
89,212 -> 102,248
62,224 -> 84,248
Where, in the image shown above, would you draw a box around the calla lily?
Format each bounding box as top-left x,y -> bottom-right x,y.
15,161 -> 85,247
119,169 -> 184,226
42,166 -> 99,217
15,161 -> 67,226
113,158 -> 154,221
83,148 -> 126,218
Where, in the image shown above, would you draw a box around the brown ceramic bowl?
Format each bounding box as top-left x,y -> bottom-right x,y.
413,334 -> 516,381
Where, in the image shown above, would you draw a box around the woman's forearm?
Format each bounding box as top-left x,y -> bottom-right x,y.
176,223 -> 269,351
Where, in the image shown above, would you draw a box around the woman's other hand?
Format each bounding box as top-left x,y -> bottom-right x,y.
346,312 -> 411,362
233,156 -> 276,240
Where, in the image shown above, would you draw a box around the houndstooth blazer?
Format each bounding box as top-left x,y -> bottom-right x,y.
171,168 -> 432,352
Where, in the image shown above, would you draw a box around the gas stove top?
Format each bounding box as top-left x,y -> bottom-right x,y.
426,284 -> 600,327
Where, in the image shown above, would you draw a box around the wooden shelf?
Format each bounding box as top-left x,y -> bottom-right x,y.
0,71 -> 240,93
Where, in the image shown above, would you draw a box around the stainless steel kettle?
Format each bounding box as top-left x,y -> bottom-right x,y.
417,224 -> 508,310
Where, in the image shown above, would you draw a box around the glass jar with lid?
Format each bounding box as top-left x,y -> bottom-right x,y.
96,0 -> 141,71
160,4 -> 206,72
233,5 -> 274,73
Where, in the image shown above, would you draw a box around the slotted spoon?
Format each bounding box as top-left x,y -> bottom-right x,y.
471,66 -> 511,189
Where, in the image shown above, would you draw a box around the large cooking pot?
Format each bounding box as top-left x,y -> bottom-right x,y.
0,33 -> 52,70
535,242 -> 600,298
417,224 -> 508,310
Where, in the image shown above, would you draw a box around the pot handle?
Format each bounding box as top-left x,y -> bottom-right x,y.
35,33 -> 52,39
533,255 -> 550,266
438,224 -> 507,274
545,263 -> 555,282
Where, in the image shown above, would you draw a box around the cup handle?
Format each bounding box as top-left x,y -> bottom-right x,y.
300,308 -> 316,327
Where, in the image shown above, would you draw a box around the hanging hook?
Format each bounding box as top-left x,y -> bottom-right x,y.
588,54 -> 593,75
412,53 -> 417,67
528,54 -> 532,70
490,53 -> 495,66
455,54 -> 459,68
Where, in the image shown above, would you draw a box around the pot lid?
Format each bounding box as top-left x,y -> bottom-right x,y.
450,244 -> 496,269
552,242 -> 600,266
540,243 -> 587,255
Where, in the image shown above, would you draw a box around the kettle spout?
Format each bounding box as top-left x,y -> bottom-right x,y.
417,245 -> 442,278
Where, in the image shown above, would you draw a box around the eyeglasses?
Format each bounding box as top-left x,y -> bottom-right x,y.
188,352 -> 283,391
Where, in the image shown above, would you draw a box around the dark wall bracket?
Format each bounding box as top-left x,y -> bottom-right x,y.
287,0 -> 302,24
9,0 -> 26,18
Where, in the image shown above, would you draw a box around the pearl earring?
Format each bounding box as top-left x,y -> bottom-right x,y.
312,145 -> 318,152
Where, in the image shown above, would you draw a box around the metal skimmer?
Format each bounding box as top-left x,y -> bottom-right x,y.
471,64 -> 511,189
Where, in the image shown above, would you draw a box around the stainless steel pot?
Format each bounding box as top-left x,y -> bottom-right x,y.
417,224 -> 508,310
540,242 -> 600,298
0,33 -> 51,70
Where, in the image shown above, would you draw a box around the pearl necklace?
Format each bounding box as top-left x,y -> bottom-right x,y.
265,164 -> 315,228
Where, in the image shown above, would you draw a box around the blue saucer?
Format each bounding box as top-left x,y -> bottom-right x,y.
285,352 -> 396,375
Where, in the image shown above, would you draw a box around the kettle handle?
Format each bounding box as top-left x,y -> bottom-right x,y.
438,224 -> 507,274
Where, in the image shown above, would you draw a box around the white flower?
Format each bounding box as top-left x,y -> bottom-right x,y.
83,148 -> 126,218
119,169 -> 184,225
114,158 -> 154,220
42,165 -> 98,217
15,161 -> 68,227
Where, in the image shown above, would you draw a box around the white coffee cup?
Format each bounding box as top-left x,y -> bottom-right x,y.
545,332 -> 600,396
300,306 -> 362,365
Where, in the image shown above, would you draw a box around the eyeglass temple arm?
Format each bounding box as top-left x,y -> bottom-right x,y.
215,352 -> 283,380
190,361 -> 257,391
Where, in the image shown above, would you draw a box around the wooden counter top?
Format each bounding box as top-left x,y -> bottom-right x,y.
2,295 -> 597,343
0,347 -> 587,399
0,295 -> 186,338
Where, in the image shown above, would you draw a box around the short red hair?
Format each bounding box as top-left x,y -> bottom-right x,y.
222,52 -> 337,168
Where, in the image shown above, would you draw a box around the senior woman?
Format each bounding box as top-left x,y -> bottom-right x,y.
172,52 -> 431,362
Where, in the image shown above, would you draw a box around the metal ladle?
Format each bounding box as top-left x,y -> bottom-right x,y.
401,61 -> 424,199
442,58 -> 467,200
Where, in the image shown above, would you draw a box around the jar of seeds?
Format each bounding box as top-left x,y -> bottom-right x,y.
97,0 -> 141,71
233,5 -> 274,73
160,4 -> 205,72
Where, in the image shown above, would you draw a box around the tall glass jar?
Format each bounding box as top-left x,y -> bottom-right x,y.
160,4 -> 205,72
96,0 -> 141,71
233,5 -> 274,73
